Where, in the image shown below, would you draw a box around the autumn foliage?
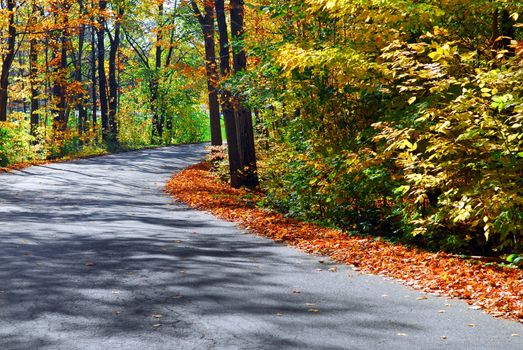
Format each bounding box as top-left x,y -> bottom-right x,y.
230,0 -> 523,255
166,162 -> 523,323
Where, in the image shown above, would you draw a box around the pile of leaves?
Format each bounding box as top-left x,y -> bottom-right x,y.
166,162 -> 523,323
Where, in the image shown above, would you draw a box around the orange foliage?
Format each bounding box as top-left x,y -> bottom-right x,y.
166,162 -> 523,323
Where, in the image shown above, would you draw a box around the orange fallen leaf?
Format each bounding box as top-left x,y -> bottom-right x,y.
165,162 -> 523,324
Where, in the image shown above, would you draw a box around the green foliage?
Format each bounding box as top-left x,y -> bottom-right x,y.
0,0 -> 211,169
375,30 -> 523,253
0,117 -> 39,167
244,0 -> 523,255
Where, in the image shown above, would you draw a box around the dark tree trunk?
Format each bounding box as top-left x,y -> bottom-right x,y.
215,0 -> 241,187
76,2 -> 87,134
91,25 -> 97,128
97,0 -> 109,140
492,9 -> 499,50
229,0 -> 258,188
501,9 -> 515,56
52,7 -> 69,135
29,33 -> 39,137
191,0 -> 222,146
151,2 -> 163,144
0,0 -> 16,122
108,7 -> 123,142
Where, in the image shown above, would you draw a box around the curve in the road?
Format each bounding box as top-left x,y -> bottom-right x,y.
0,144 -> 521,350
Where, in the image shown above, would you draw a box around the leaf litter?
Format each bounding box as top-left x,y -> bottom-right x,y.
165,162 -> 523,323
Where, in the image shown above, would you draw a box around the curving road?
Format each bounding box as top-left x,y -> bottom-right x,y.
0,144 -> 521,350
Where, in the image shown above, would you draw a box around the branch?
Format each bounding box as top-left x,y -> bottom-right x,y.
123,28 -> 150,69
190,0 -> 205,26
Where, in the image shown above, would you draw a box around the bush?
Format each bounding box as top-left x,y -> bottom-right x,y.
0,117 -> 39,167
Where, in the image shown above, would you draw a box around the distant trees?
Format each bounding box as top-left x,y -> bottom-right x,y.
0,0 -> 212,166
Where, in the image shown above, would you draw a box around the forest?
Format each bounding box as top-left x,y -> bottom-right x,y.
1,0 -> 522,258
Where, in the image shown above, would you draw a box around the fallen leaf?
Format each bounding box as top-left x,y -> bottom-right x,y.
165,162 -> 523,323
328,267 -> 338,272
416,296 -> 428,300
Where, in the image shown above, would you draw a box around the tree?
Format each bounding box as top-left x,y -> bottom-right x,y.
97,0 -> 110,140
107,5 -> 123,142
29,1 -> 41,136
214,0 -> 241,187
229,0 -> 258,188
150,1 -> 164,143
0,0 -> 17,122
190,0 -> 222,146
50,0 -> 72,137
73,0 -> 88,134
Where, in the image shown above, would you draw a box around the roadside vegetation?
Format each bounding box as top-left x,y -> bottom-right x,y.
213,0 -> 523,260
1,1 -> 521,260
0,1 -> 212,169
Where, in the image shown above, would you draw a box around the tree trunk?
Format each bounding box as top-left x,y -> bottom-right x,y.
30,32 -> 39,137
0,0 -> 16,122
108,7 -> 123,142
91,25 -> 97,128
97,0 -> 109,141
229,0 -> 258,188
52,7 -> 69,135
501,10 -> 515,56
215,0 -> 241,187
191,0 -> 222,146
76,2 -> 87,134
151,3 -> 163,144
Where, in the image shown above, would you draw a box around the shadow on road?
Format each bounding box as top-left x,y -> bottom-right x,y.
0,145 -> 485,350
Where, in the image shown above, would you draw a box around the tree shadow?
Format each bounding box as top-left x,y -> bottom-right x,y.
1,145 -> 495,350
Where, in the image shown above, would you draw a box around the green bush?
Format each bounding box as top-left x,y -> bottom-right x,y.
0,118 -> 38,167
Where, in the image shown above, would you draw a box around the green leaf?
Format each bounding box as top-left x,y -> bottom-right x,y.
506,254 -> 518,263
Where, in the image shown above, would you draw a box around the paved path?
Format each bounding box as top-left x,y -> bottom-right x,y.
0,145 -> 521,350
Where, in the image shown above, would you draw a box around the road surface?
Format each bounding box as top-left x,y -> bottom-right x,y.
0,144 -> 521,349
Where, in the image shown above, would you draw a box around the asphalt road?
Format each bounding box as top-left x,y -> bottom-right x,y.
0,144 -> 521,350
